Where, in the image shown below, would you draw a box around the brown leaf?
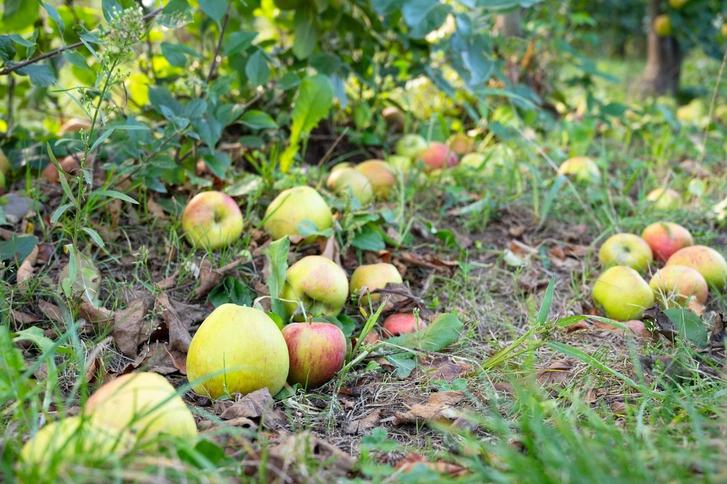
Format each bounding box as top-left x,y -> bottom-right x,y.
416,357 -> 471,382
395,453 -> 468,477
508,225 -> 527,237
78,302 -> 114,331
11,310 -> 39,324
134,342 -> 186,375
394,391 -> 464,425
344,409 -> 382,435
146,198 -> 167,220
564,320 -> 589,333
108,199 -> 122,227
156,293 -> 191,353
35,242 -> 54,265
217,388 -> 274,420
113,297 -> 155,358
536,359 -> 575,386
194,258 -> 243,298
39,300 -> 63,323
155,271 -> 178,291
320,235 -> 341,265
564,244 -> 591,258
17,245 -> 38,294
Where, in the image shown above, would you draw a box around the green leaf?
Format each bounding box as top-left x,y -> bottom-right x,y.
157,0 -> 193,28
199,0 -> 228,26
245,50 -> 270,88
280,75 -> 333,173
222,31 -> 257,56
41,3 -> 64,33
101,0 -> 122,22
401,0 -> 451,39
201,150 -> 230,180
351,226 -> 385,252
385,354 -> 417,378
161,42 -> 199,68
184,99 -> 207,119
208,277 -> 255,308
277,72 -> 301,91
292,8 -> 317,60
535,277 -> 555,325
386,313 -> 463,352
297,219 -> 333,238
91,190 -> 139,204
0,235 -> 38,263
192,112 -> 223,150
16,64 -> 55,87
240,110 -> 277,130
13,327 -> 55,353
63,50 -> 90,70
664,307 -> 708,348
47,143 -> 76,204
263,236 -> 289,299
51,203 -> 74,224
89,128 -> 114,151
549,341 -> 643,391
81,227 -> 105,248
9,33 -> 34,47
0,35 -> 15,61
328,314 -> 356,338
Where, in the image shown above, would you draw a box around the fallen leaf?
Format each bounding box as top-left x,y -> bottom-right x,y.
38,300 -> 63,323
113,297 -> 155,358
217,388 -> 274,420
11,310 -> 39,324
195,258 -> 243,298
147,198 -> 167,220
17,245 -> 38,294
509,225 -> 527,237
395,453 -> 468,477
78,302 -> 114,331
155,271 -> 178,290
416,356 -> 471,383
156,293 -> 192,353
320,235 -> 341,265
108,199 -> 122,227
394,391 -> 464,425
564,320 -> 589,333
536,359 -> 575,386
344,409 -> 382,435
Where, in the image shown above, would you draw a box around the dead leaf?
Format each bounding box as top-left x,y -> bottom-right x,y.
11,310 -> 39,324
536,359 -> 575,386
564,320 -> 589,333
217,388 -> 274,420
155,271 -> 178,291
17,245 -> 38,294
156,293 -> 191,353
394,391 -> 464,425
194,258 -> 243,298
78,302 -> 114,331
147,198 -> 167,220
395,453 -> 468,477
509,225 -> 527,237
35,242 -> 54,265
108,199 -> 122,227
320,235 -> 341,265
344,409 -> 382,435
39,300 -> 63,323
416,357 -> 471,382
113,297 -> 155,358
134,342 -> 186,375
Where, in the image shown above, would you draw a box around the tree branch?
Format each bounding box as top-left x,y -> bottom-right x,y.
205,3 -> 233,84
0,7 -> 163,77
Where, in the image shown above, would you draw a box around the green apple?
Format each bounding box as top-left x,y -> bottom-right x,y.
646,188 -> 680,210
461,153 -> 487,170
350,263 -> 403,303
592,266 -> 655,321
598,233 -> 653,272
395,134 -> 428,160
264,186 -> 332,243
182,191 -> 244,251
387,155 -> 412,174
327,168 -> 374,204
558,156 -> 601,183
666,245 -> 727,290
649,265 -> 708,307
282,321 -> 347,388
86,372 -> 197,443
187,304 -> 289,398
641,222 -> 693,262
281,255 -> 349,320
355,160 -> 396,199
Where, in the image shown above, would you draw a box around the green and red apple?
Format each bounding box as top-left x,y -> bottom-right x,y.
598,233 -> 654,273
281,321 -> 347,388
395,134 -> 428,160
186,305 -> 290,398
592,266 -> 655,321
326,168 -> 374,204
641,222 -> 693,263
355,160 -> 396,199
182,191 -> 243,250
382,313 -> 426,337
350,263 -> 403,303
649,265 -> 708,307
264,186 -> 332,243
281,256 -> 349,320
666,245 -> 727,290
419,142 -> 459,171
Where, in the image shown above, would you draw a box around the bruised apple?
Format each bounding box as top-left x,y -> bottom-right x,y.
264,186 -> 333,243
280,256 -> 349,320
649,265 -> 708,307
181,191 -> 243,250
641,222 -> 693,262
592,266 -> 655,321
350,263 -> 403,303
598,233 -> 653,273
355,160 -> 396,199
282,322 -> 347,388
382,313 -> 426,337
186,305 -> 289,398
666,245 -> 727,290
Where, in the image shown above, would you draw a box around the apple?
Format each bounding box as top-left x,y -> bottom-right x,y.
58,117 -> 93,136
448,133 -> 474,156
641,222 -> 693,262
395,134 -> 428,160
654,15 -> 672,37
40,155 -> 82,184
669,0 -> 689,8
592,266 -> 655,321
280,256 -> 349,320
382,106 -> 405,133
419,142 -> 458,171
355,160 -> 396,199
86,372 -> 197,442
558,156 -> 601,183
325,163 -> 355,189
649,265 -> 708,307
19,416 -> 131,471
666,245 -> 727,290
181,191 -> 243,251
382,313 -> 426,337
387,155 -> 412,175
326,168 -> 374,204
281,322 -> 347,388
350,263 -> 403,303
646,188 -> 680,210
264,186 -> 332,243
598,233 -> 654,272
187,304 -> 289,398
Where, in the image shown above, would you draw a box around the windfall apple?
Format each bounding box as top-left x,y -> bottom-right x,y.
649,265 -> 708,307
350,263 -> 403,303
282,321 -> 347,388
666,245 -> 727,290
264,186 -> 332,243
641,222 -> 693,262
281,256 -> 349,320
182,191 -> 243,250
382,313 -> 426,337
592,266 -> 655,321
598,233 -> 654,273
355,160 -> 397,199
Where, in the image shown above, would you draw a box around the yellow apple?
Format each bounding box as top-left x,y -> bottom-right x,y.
646,188 -> 680,210
264,186 -> 332,243
592,266 -> 655,321
327,168 -> 374,204
654,15 -> 673,37
182,191 -> 244,250
355,160 -> 396,199
350,263 -> 403,303
280,255 -> 349,320
649,265 -> 708,307
558,156 -> 601,183
598,233 -> 654,273
666,245 -> 727,290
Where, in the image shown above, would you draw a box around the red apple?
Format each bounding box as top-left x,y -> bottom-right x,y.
382,313 -> 426,337
182,191 -> 244,250
418,142 -> 458,171
598,233 -> 653,273
641,222 -> 693,263
649,265 -> 708,306
282,322 -> 347,388
666,245 -> 727,290
355,160 -> 396,199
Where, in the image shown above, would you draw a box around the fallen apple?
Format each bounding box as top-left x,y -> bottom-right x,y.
649,265 -> 708,307
592,266 -> 655,321
460,153 -> 487,170
40,155 -> 82,184
646,188 -> 680,211
448,133 -> 474,156
641,222 -> 693,262
181,191 -> 244,251
666,245 -> 727,290
187,304 -> 289,398
282,321 -> 347,388
382,313 -> 426,337
382,106 -> 405,133
355,160 -> 396,199
387,154 -> 412,175
264,186 -> 332,243
598,233 -> 654,272
86,372 -> 197,442
326,168 -> 374,204
280,256 -> 349,320
624,320 -> 655,342
350,263 -> 403,303
558,156 -> 601,183
419,142 -> 459,171
395,134 -> 428,160
325,163 -> 355,189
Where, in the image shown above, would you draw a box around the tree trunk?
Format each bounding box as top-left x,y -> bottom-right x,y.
642,0 -> 682,95
494,11 -> 522,38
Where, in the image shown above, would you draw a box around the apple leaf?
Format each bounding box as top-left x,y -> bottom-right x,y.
663,307 -> 707,348
386,313 -> 463,352
263,236 -> 290,321
385,353 -> 417,378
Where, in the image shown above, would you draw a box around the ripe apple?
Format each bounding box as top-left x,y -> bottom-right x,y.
20,416 -> 131,471
598,233 -> 654,272
646,188 -> 680,210
666,245 -> 727,290
86,372 -> 197,442
641,222 -> 693,262
387,154 -> 412,174
181,191 -> 243,251
186,304 -> 289,398
382,106 -> 405,133
326,168 -> 374,204
350,263 -> 403,303
649,265 -> 708,307
592,266 -> 655,321
419,142 -> 459,171
654,15 -> 672,37
264,186 -> 332,243
558,156 -> 601,183
382,313 -> 426,337
355,160 -> 396,199
325,163 -> 355,189
280,256 -> 349,320
448,133 -> 474,156
281,322 -> 347,388
395,134 -> 428,160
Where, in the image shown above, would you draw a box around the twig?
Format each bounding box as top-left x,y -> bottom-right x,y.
0,7 -> 163,77
205,3 -> 232,84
